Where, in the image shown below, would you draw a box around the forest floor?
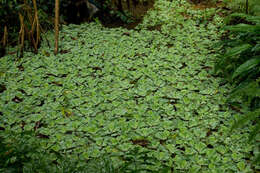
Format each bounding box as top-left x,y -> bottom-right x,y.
0,0 -> 257,172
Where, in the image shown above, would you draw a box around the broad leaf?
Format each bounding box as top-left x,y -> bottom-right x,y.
232,56 -> 260,79
225,24 -> 260,32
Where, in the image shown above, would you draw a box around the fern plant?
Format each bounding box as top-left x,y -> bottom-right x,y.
215,12 -> 260,164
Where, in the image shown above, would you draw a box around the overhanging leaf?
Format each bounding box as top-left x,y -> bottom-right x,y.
232,57 -> 260,80
229,13 -> 260,24
231,108 -> 260,130
225,24 -> 260,32
223,44 -> 252,59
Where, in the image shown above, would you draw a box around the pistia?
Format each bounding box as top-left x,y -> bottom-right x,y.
0,0 -> 257,172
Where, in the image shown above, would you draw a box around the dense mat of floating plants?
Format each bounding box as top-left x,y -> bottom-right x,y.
0,0 -> 256,172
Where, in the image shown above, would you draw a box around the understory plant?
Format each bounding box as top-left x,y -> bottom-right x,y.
0,130 -> 170,173
215,12 -> 260,163
223,0 -> 260,16
0,130 -> 59,173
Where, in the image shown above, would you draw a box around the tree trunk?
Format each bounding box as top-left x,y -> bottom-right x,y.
246,0 -> 249,14
54,0 -> 60,55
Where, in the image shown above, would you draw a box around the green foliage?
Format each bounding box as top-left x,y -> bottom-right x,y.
232,57 -> 260,79
223,0 -> 260,15
215,12 -> 260,163
0,130 -> 169,173
85,148 -> 171,173
0,130 -> 59,172
0,0 -> 134,46
0,0 -> 19,41
112,10 -> 134,23
0,0 -> 54,46
0,0 -> 258,172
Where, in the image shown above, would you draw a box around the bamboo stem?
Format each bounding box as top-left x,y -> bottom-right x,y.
18,13 -> 25,58
3,26 -> 8,47
32,0 -> 40,53
54,0 -> 60,55
246,0 -> 249,14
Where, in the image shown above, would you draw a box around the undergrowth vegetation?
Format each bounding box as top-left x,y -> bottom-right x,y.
0,0 -> 259,172
215,12 -> 260,164
223,0 -> 260,15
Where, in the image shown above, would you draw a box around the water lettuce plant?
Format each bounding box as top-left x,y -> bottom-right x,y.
0,0 -> 258,172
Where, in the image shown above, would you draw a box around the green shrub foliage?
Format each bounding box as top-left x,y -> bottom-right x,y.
215,12 -> 260,163
223,0 -> 260,15
0,130 -> 171,172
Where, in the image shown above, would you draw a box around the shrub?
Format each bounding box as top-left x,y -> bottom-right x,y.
223,0 -> 260,15
215,12 -> 260,163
